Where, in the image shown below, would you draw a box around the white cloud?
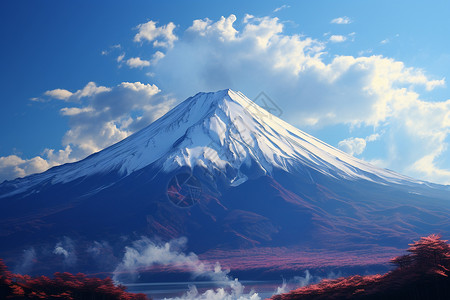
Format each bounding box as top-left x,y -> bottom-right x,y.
393,98 -> 450,183
409,152 -> 450,184
60,107 -> 94,116
337,134 -> 380,156
187,15 -> 239,41
44,82 -> 111,102
56,81 -> 164,157
117,53 -> 125,62
243,14 -> 254,24
330,16 -> 352,24
273,5 -> 290,13
118,81 -> 160,96
366,133 -> 381,142
329,35 -> 347,43
53,246 -> 69,258
338,137 -> 367,156
0,155 -> 49,182
358,49 -> 373,56
426,78 -> 445,91
151,51 -> 165,64
126,57 -> 151,68
44,88 -> 73,100
134,20 -> 178,48
53,237 -> 77,266
0,81 -> 172,181
0,146 -> 75,182
348,32 -> 356,41
101,45 -> 122,56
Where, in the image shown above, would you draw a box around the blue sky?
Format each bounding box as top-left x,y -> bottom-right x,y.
1,0 -> 450,184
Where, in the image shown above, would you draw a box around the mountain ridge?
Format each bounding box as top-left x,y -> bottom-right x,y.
1,89 -> 439,199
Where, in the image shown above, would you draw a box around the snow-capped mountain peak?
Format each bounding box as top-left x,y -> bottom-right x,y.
3,89 -> 420,197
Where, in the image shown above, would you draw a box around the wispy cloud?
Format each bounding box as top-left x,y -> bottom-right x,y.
113,237 -> 261,300
14,248 -> 36,274
100,44 -> 122,56
330,16 -> 352,24
381,34 -> 400,45
329,35 -> 347,43
117,53 -> 125,63
273,5 -> 290,13
53,237 -> 77,267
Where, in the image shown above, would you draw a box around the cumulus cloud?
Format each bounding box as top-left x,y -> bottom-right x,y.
409,152 -> 450,184
134,20 -> 178,48
58,81 -> 165,158
44,82 -> 111,102
44,88 -> 73,100
338,138 -> 367,156
366,133 -> 380,142
329,35 -> 347,43
151,51 -> 165,64
395,98 -> 450,183
338,134 -> 381,156
126,57 -> 151,68
154,14 -> 444,127
0,81 -> 173,182
0,154 -> 60,182
330,16 -> 352,24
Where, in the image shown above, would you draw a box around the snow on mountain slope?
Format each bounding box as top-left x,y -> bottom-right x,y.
2,89 -> 423,197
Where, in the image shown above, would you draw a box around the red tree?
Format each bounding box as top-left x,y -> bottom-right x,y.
274,234 -> 450,300
0,259 -> 149,300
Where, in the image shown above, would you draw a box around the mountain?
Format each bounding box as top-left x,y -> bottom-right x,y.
0,89 -> 449,276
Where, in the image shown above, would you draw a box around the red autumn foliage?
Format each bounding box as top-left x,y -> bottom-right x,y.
273,234 -> 450,300
0,259 -> 148,300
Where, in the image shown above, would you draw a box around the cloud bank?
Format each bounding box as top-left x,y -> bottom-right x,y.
150,14 -> 450,184
1,13 -> 450,185
0,81 -> 174,182
113,237 -> 261,300
330,16 -> 352,25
